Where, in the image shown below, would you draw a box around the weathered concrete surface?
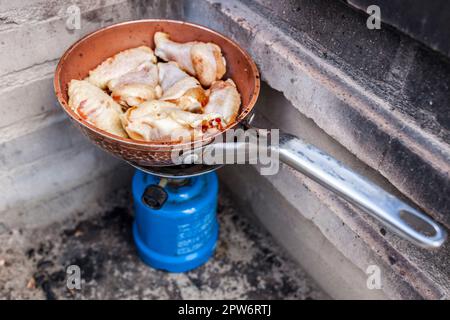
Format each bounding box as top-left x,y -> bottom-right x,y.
219,83 -> 450,300
0,189 -> 327,300
249,0 -> 450,142
347,0 -> 450,58
0,0 -> 182,230
0,0 -> 183,77
185,0 -> 450,229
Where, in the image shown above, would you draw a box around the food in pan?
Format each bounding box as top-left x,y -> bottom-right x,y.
109,61 -> 162,108
154,32 -> 226,87
88,46 -> 157,89
158,62 -> 208,112
121,100 -> 192,141
68,32 -> 240,142
204,79 -> 241,125
121,100 -> 224,141
68,79 -> 127,138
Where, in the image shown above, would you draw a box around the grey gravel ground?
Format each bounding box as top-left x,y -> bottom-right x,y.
0,188 -> 327,300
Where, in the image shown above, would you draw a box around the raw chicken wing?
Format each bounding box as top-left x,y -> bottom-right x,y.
68,80 -> 127,138
158,62 -> 208,113
108,61 -> 162,108
204,79 -> 241,125
154,32 -> 226,87
88,46 -> 157,89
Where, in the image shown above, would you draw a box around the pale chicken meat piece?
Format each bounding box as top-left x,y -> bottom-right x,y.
108,61 -> 162,108
204,79 -> 241,125
68,80 -> 127,138
121,100 -> 192,142
154,32 -> 226,87
121,100 -> 224,142
169,108 -> 225,134
88,46 -> 157,89
111,83 -> 159,108
158,62 -> 208,113
158,61 -> 190,91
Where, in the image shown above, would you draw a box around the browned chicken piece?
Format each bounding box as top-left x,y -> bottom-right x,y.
154,32 -> 226,87
68,80 -> 127,138
108,61 -> 162,108
204,79 -> 241,125
158,62 -> 208,113
88,46 -> 157,89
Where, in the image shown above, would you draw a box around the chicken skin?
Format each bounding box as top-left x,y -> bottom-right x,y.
154,32 -> 226,87
204,79 -> 241,125
108,61 -> 162,108
88,46 -> 157,90
121,100 -> 224,142
68,80 -> 127,138
158,62 -> 208,113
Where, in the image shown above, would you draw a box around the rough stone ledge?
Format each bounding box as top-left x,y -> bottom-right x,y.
0,60 -> 56,93
184,0 -> 450,228
0,141 -> 126,228
250,0 -> 450,144
0,0 -> 183,77
0,163 -> 132,230
0,118 -> 86,172
346,0 -> 450,58
0,0 -> 123,32
0,72 -> 59,131
0,110 -> 65,145
223,162 -> 449,299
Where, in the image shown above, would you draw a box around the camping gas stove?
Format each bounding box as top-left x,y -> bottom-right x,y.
131,166 -> 220,272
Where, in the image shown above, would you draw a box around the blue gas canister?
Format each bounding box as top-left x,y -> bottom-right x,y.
132,169 -> 219,272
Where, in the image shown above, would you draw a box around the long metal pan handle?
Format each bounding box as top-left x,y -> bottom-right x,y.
275,132 -> 447,248
179,128 -> 446,248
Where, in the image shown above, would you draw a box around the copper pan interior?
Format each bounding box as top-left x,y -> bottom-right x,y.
54,20 -> 261,148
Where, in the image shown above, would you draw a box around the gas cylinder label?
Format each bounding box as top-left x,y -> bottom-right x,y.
176,208 -> 216,255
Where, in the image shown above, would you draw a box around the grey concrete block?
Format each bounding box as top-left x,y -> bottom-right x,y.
0,0 -> 184,229
0,143 -> 120,212
0,163 -> 132,229
219,83 -> 450,299
347,0 -> 450,58
0,63 -> 56,132
0,0 -> 183,77
184,0 -> 450,228
0,118 -> 85,171
0,0 -> 130,76
0,1 -> 122,30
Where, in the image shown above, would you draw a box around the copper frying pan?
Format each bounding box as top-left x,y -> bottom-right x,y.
54,20 -> 259,167
54,20 -> 446,248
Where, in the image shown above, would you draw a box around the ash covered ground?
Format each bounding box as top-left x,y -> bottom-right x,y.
0,188 -> 326,300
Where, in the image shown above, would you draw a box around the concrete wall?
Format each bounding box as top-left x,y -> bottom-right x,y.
185,0 -> 450,229
184,0 -> 450,299
0,0 -> 183,230
218,83 -> 449,299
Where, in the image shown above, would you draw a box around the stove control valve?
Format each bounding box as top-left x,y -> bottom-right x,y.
142,185 -> 168,209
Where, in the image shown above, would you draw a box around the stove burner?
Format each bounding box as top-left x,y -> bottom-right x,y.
128,162 -> 224,178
